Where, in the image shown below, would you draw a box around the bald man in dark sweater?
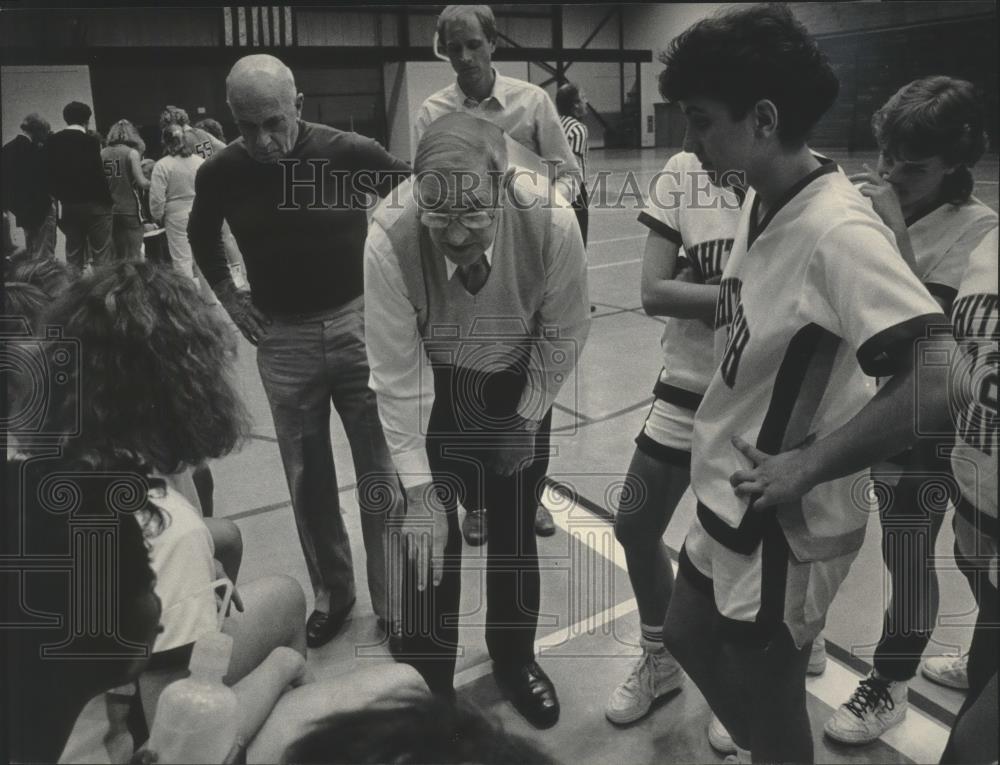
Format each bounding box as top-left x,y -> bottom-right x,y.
189,54 -> 410,648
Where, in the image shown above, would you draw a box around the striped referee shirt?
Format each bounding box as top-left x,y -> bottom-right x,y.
559,115 -> 588,188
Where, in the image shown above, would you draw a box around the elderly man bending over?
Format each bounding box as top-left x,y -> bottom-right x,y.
364,112 -> 590,727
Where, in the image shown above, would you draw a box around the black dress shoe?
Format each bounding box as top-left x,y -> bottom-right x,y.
494,660 -> 560,729
462,508 -> 488,546
306,598 -> 355,648
534,504 -> 556,537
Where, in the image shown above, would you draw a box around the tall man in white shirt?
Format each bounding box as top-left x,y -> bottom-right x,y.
364,113 -> 589,727
414,3 -> 583,542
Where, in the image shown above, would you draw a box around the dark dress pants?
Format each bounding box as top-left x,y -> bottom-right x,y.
392,361 -> 553,694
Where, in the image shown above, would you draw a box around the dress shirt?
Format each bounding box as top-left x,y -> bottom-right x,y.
414,70 -> 581,203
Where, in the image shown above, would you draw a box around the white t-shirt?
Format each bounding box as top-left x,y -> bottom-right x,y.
60,483 -> 219,764
141,482 -> 218,653
906,196 -> 997,308
691,159 -> 945,563
637,151 -> 743,400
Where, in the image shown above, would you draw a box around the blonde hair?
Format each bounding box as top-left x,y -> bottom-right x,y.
106,119 -> 145,154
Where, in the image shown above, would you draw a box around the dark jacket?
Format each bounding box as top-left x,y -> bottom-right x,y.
46,128 -> 112,206
1,134 -> 52,227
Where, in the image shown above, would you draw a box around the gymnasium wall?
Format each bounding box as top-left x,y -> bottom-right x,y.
1,65 -> 94,145
624,2 -> 998,149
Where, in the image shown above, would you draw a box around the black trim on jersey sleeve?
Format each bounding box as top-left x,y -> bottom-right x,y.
146,642 -> 195,671
637,211 -> 682,245
652,380 -> 704,411
634,432 -> 692,467
697,501 -> 768,555
925,282 -> 958,314
678,545 -> 713,597
856,312 -> 949,377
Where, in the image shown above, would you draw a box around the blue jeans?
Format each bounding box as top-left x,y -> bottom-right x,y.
257,295 -> 397,618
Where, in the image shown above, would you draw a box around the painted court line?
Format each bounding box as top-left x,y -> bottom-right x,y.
588,258 -> 641,271
587,234 -> 646,246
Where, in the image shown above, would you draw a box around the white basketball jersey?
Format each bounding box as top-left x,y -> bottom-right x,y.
691,160 -> 945,562
638,151 -> 743,400
950,225 -> 998,523
907,197 -> 997,308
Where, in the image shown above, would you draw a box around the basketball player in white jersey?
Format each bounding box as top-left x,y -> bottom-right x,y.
938,227 -> 998,764
825,76 -> 998,745
604,150 -> 743,725
657,6 -> 954,762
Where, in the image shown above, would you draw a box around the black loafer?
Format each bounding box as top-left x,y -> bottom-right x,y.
306,598 -> 355,648
462,508 -> 488,546
534,505 -> 556,537
494,660 -> 560,729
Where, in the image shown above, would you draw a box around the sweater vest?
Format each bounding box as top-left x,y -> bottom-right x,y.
383,179 -> 553,374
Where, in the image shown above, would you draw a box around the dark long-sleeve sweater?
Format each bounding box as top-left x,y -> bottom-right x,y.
46,128 -> 112,206
188,120 -> 410,315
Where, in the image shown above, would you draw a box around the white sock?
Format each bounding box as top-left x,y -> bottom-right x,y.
640,622 -> 664,649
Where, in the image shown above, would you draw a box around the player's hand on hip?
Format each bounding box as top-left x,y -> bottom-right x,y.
728,435 -> 817,510
849,163 -> 906,234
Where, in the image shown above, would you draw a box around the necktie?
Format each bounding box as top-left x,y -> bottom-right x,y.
459,255 -> 490,295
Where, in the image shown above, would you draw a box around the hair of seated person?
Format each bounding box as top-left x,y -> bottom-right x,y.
43,260 -> 251,475
3,281 -> 49,332
284,694 -> 556,765
6,251 -> 71,299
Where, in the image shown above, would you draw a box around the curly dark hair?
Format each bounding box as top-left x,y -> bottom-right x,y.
159,104 -> 190,129
872,76 -> 988,204
6,251 -> 71,298
43,261 -> 250,474
286,694 -> 555,764
658,3 -> 839,147
3,281 -> 49,334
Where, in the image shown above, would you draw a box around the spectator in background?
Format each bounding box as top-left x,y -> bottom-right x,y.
149,124 -> 205,286
195,117 -> 227,143
162,105 -> 248,288
1,113 -> 57,260
160,104 -> 225,160
46,101 -> 114,276
555,83 -> 591,246
139,157 -> 170,266
102,119 -> 150,262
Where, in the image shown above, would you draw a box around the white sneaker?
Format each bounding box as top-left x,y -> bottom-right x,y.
807,634 -> 828,676
708,713 -> 736,754
824,672 -> 908,744
605,641 -> 685,724
920,653 -> 969,690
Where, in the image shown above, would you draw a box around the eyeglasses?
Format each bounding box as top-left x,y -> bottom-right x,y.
420,209 -> 496,230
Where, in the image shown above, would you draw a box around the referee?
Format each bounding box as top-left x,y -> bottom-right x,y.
556,83 -> 590,246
